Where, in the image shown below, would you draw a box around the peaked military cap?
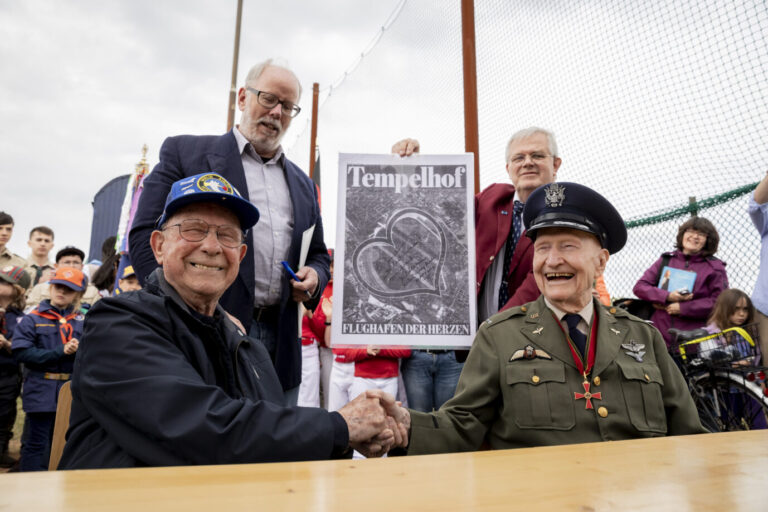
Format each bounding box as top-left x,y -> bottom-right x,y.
523,182 -> 627,254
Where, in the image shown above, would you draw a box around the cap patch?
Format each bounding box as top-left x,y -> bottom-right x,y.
544,183 -> 566,207
197,174 -> 234,194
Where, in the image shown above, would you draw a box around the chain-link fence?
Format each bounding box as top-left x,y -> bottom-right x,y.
286,0 -> 768,299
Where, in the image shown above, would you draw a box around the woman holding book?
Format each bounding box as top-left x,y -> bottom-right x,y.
633,217 -> 729,347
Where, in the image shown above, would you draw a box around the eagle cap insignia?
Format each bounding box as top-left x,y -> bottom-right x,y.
544,183 -> 566,207
197,173 -> 234,194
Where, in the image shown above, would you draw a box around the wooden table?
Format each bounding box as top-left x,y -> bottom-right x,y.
2,430 -> 766,511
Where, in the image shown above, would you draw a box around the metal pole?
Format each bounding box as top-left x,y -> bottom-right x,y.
461,0 -> 480,194
309,83 -> 320,178
226,0 -> 244,131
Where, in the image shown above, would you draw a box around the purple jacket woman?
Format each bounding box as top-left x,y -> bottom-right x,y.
633,217 -> 729,347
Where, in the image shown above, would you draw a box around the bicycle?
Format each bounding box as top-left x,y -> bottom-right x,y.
668,323 -> 768,432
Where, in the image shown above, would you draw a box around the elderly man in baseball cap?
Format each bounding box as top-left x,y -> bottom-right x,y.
61,172 -> 403,469
389,182 -> 705,455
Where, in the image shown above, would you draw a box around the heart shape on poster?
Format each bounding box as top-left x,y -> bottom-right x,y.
352,208 -> 446,297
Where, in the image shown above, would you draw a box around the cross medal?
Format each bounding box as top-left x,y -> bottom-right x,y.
574,373 -> 602,409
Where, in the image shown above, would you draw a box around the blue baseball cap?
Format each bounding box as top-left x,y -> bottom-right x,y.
155,173 -> 260,230
523,182 -> 627,254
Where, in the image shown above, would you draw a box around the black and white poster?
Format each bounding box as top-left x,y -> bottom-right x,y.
333,153 -> 476,348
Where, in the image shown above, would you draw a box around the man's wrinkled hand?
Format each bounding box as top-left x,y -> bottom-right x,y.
338,392 -> 388,445
365,389 -> 410,448
391,138 -> 420,157
290,266 -> 318,302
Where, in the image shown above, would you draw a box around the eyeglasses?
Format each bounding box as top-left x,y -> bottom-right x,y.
509,152 -> 554,165
163,219 -> 244,248
246,87 -> 301,118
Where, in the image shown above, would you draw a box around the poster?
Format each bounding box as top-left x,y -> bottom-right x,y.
333,153 -> 476,348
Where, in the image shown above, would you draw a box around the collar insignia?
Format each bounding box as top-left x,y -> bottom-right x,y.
610,328 -> 621,335
532,326 -> 544,335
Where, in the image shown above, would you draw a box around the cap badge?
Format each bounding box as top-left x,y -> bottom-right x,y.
544,183 -> 566,207
197,174 -> 234,194
64,270 -> 73,278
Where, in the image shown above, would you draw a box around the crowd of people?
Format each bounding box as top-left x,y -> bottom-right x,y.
1,58 -> 767,471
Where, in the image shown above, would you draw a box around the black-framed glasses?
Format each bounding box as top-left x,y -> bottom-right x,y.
162,219 -> 244,248
246,87 -> 301,118
509,152 -> 554,165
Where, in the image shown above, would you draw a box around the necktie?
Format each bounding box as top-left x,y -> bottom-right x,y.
498,200 -> 525,310
563,313 -> 587,357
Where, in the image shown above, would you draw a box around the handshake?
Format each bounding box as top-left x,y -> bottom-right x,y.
337,389 -> 411,457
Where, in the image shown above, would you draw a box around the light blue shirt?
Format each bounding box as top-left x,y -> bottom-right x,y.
748,191 -> 768,315
234,127 -> 294,307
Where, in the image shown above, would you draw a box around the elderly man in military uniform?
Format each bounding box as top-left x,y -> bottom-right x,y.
394,182 -> 705,454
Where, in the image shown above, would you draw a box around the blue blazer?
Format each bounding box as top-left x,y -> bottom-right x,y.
129,131 -> 330,390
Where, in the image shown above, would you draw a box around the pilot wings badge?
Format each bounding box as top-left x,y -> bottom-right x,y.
621,340 -> 646,362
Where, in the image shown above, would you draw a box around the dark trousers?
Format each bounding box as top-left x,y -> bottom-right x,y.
0,369 -> 21,452
19,411 -> 55,471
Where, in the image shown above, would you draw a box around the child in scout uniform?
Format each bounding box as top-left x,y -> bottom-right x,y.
0,265 -> 31,466
113,255 -> 142,295
12,267 -> 85,471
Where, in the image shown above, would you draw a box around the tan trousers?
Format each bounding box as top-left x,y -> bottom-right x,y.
754,309 -> 768,364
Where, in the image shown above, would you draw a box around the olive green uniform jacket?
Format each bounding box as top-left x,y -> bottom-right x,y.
407,296 -> 706,454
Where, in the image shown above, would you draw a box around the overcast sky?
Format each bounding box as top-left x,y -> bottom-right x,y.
2,1 -> 766,297
0,0 -> 404,259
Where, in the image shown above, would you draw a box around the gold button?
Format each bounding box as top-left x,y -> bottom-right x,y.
489,255 -> 495,261
593,376 -> 601,386
521,306 -> 527,313
645,374 -> 651,381
598,407 -> 608,418
531,375 -> 540,383
609,307 -> 616,314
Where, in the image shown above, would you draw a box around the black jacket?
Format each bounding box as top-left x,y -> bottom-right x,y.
129,132 -> 331,391
60,270 -> 347,469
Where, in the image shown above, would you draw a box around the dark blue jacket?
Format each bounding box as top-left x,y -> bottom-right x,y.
60,270 -> 347,469
12,301 -> 83,412
129,131 -> 330,390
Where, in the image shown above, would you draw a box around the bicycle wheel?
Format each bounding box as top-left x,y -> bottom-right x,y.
688,370 -> 768,431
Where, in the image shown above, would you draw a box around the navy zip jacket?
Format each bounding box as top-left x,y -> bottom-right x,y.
60,269 -> 348,469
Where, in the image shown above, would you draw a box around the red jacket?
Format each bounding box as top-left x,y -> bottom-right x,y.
340,347 -> 412,379
475,183 -> 540,311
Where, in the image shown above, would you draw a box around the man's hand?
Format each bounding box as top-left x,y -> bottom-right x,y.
366,345 -> 380,356
338,391 -> 390,452
366,389 -> 410,449
391,138 -> 420,157
63,338 -> 79,355
666,302 -> 681,315
290,266 -> 319,302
